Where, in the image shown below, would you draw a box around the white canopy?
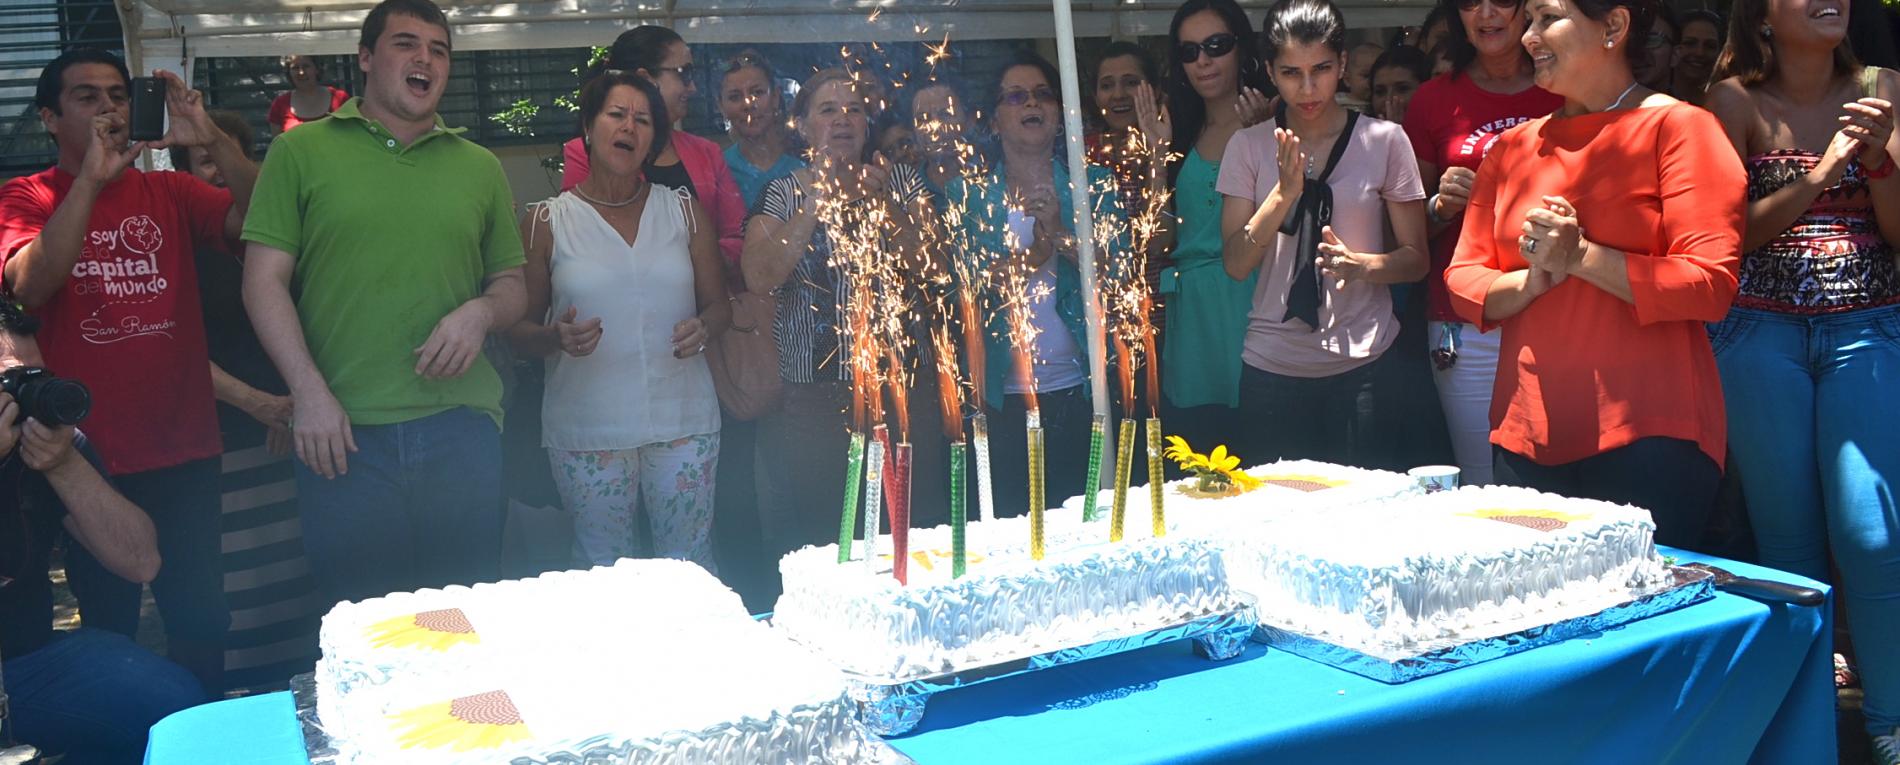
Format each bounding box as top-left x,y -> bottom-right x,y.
121,0 -> 1432,73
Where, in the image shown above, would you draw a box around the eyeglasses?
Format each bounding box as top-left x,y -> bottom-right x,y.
1645,32 -> 1674,49
1456,0 -> 1522,11
999,86 -> 1057,107
1176,33 -> 1238,63
653,64 -> 696,81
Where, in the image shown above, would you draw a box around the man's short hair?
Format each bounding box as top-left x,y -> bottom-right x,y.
359,0 -> 452,52
0,301 -> 41,338
167,110 -> 256,170
35,48 -> 131,115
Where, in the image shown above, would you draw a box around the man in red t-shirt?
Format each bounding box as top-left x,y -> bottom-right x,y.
0,48 -> 256,694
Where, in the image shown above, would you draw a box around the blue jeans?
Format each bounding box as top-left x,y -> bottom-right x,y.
2,628 -> 203,764
1712,304 -> 1900,735
295,406 -> 503,606
62,457 -> 229,694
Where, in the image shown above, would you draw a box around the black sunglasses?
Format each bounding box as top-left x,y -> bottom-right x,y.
1457,0 -> 1523,11
999,86 -> 1057,107
1177,33 -> 1239,63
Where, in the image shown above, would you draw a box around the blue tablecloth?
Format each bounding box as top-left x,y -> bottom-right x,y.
145,550 -> 1834,765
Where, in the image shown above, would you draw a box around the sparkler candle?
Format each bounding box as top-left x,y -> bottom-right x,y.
1147,418 -> 1166,537
972,412 -> 996,523
888,442 -> 913,584
837,431 -> 865,563
1110,335 -> 1137,541
1083,413 -> 1107,522
1027,410 -> 1046,561
1141,301 -> 1165,537
1112,416 -> 1135,543
862,425 -> 886,574
933,326 -> 970,577
949,442 -> 968,577
884,361 -> 912,585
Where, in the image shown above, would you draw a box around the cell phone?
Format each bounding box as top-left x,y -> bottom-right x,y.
129,76 -> 166,142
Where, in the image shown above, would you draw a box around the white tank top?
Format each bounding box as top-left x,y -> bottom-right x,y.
539,189 -> 719,451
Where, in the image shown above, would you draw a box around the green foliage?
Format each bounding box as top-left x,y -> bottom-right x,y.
491,98 -> 541,136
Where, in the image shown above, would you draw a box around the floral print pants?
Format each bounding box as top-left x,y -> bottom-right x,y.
548,432 -> 719,572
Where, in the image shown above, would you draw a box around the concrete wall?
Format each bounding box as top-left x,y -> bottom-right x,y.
494,142 -> 566,210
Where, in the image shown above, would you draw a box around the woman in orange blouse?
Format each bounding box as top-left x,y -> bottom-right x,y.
1443,0 -> 1744,548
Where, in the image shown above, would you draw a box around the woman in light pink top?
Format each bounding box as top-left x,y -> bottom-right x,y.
1217,0 -> 1429,468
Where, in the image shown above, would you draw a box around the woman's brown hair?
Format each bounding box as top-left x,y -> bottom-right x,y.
1710,0 -> 1859,86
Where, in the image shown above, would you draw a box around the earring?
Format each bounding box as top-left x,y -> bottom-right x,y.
1760,24 -> 1774,41
1605,38 -> 1615,49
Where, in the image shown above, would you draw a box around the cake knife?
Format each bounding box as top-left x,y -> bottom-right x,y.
1680,563 -> 1826,607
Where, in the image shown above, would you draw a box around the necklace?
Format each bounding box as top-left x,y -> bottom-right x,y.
573,180 -> 649,208
1603,80 -> 1641,112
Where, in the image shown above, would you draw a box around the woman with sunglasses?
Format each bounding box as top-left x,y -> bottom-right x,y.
563,26 -> 746,289
1400,0 -> 1562,486
944,51 -> 1130,514
1704,0 -> 1899,754
719,50 -> 801,212
1157,0 -> 1278,452
1218,0 -> 1429,468
1443,0 -> 1743,547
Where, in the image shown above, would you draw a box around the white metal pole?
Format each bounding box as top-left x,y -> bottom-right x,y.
1051,0 -> 1109,426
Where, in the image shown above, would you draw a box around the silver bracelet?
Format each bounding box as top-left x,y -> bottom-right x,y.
1425,194 -> 1444,225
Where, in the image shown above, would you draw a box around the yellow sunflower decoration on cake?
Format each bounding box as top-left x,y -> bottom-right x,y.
1164,437 -> 1263,496
388,690 -> 533,752
365,608 -> 481,650
1461,507 -> 1591,532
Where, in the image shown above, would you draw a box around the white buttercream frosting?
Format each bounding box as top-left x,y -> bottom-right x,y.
315,559 -> 862,764
772,511 -> 1240,679
1229,485 -> 1667,656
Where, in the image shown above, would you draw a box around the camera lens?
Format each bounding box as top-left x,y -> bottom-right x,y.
29,378 -> 91,426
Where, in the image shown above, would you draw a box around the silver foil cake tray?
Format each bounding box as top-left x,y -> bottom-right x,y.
829,603 -> 1257,737
291,672 -> 915,765
1252,565 -> 1716,684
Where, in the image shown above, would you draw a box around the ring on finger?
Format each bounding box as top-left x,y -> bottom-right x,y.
1523,237 -> 1540,254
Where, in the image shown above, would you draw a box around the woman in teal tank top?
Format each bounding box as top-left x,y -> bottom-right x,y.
1159,0 -> 1273,445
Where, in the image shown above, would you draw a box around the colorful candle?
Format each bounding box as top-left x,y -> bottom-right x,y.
1083,413 -> 1107,522
889,442 -> 913,584
862,427 -> 886,573
837,431 -> 866,563
1147,418 -> 1166,537
1028,411 -> 1045,560
1111,417 -> 1135,542
950,442 -> 968,577
972,413 -> 996,523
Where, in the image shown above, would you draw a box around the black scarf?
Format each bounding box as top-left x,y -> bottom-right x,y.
1276,104 -> 1360,330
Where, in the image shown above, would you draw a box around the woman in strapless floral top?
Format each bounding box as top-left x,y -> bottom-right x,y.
1705,0 -> 1900,758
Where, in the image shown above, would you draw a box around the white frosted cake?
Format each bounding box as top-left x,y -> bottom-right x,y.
772,511 -> 1240,679
315,559 -> 875,764
1233,486 -> 1669,656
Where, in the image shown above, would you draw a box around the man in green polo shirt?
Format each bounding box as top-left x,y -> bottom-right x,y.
240,0 -> 526,605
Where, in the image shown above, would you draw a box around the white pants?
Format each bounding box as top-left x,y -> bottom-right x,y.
1428,322 -> 1498,486
548,432 -> 720,572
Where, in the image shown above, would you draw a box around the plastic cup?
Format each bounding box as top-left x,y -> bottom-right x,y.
1408,465 -> 1460,493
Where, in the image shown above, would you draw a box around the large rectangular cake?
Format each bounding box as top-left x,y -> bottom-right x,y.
314,559 -> 877,764
772,512 -> 1240,679
1231,485 -> 1669,656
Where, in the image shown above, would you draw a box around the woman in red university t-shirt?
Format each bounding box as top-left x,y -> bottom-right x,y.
1401,0 -> 1563,486
1443,0 -> 1743,550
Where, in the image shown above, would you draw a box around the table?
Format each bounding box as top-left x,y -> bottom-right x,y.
144,550 -> 1835,765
